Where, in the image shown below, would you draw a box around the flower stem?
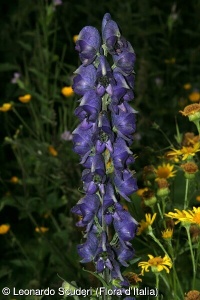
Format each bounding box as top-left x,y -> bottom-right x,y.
155,273 -> 159,300
157,202 -> 163,219
148,232 -> 169,257
185,226 -> 196,288
184,178 -> 189,209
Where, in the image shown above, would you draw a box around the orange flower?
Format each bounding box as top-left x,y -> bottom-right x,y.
48,145 -> 58,156
61,86 -> 74,97
0,224 -> 10,234
188,91 -> 200,103
18,94 -> 31,103
0,103 -> 12,112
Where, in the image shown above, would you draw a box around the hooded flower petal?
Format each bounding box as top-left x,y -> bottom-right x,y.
75,26 -> 101,65
114,170 -> 138,201
77,232 -> 99,263
113,203 -> 138,241
73,65 -> 97,95
75,90 -> 101,122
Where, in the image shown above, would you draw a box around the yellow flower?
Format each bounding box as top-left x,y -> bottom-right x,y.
10,176 -> 19,184
73,35 -> 79,43
189,91 -> 200,103
162,228 -> 173,239
61,86 -> 74,97
137,188 -> 149,197
138,254 -> 172,275
0,103 -> 12,112
196,196 -> 200,202
48,145 -> 58,156
169,143 -> 200,161
18,94 -> 31,103
137,213 -> 157,235
183,83 -> 192,90
0,224 -> 10,234
165,207 -> 200,226
154,163 -> 176,180
35,227 -> 49,233
180,103 -> 200,121
180,143 -> 200,160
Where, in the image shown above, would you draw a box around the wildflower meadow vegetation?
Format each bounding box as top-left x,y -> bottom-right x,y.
0,1 -> 200,300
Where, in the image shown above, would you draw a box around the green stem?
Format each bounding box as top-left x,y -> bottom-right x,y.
12,108 -> 37,138
148,232 -> 169,257
184,178 -> 189,209
155,273 -> 159,300
157,202 -> 163,219
185,226 -> 196,288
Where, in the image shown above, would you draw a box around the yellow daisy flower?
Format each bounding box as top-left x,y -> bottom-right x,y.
183,83 -> 191,90
162,228 -> 173,239
0,103 -> 12,112
137,213 -> 157,235
188,91 -> 200,103
48,145 -> 58,156
180,143 -> 200,160
165,207 -> 200,226
0,224 -> 10,234
154,163 -> 176,180
138,254 -> 172,275
196,195 -> 200,202
169,143 -> 200,161
35,227 -> 49,233
18,94 -> 31,103
61,86 -> 74,97
10,176 -> 19,184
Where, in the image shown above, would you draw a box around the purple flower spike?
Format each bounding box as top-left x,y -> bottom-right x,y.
73,64 -> 96,95
72,13 -> 138,286
75,26 -> 101,65
113,203 -> 138,241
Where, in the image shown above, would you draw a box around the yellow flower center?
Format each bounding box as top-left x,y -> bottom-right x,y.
148,257 -> 163,266
157,167 -> 171,178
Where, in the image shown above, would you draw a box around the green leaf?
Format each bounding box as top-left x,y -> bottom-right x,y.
82,268 -> 109,288
129,257 -> 141,265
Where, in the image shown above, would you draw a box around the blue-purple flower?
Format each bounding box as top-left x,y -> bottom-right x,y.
75,26 -> 101,66
71,12 -> 138,289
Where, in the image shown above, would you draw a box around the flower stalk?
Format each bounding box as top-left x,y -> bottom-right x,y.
71,13 -> 138,290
